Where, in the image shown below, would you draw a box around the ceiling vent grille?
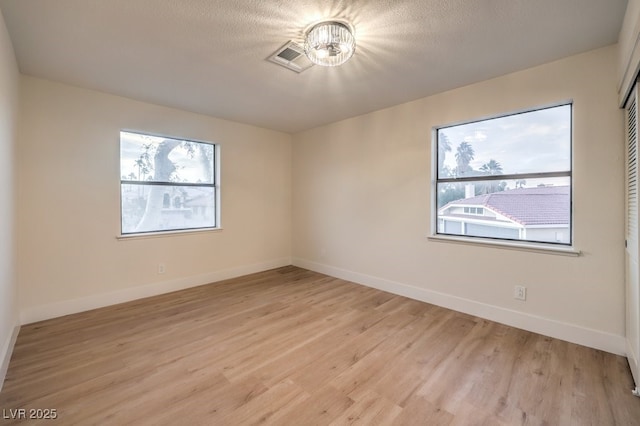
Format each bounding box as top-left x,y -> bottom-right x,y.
267,41 -> 314,73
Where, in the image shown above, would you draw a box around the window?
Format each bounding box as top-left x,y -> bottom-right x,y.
120,131 -> 219,235
434,104 -> 572,245
463,207 -> 484,215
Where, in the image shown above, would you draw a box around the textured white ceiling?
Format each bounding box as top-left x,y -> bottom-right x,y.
0,0 -> 628,133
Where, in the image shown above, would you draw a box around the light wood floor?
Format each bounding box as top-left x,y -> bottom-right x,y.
1,266 -> 639,425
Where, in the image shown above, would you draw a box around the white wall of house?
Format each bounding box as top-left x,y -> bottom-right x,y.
292,45 -> 626,353
526,227 -> 570,244
17,77 -> 293,322
0,8 -> 20,388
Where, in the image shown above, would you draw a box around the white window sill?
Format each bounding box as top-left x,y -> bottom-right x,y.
117,227 -> 222,241
427,234 -> 580,257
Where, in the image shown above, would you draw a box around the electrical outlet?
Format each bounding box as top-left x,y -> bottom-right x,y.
158,263 -> 166,274
514,285 -> 526,301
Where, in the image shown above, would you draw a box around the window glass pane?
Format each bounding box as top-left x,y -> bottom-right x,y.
437,177 -> 570,244
121,184 -> 216,234
120,131 -> 214,184
437,105 -> 571,178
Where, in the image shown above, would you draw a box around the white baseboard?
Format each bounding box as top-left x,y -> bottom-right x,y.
292,257 -> 626,356
0,322 -> 20,392
20,257 -> 292,325
627,339 -> 639,389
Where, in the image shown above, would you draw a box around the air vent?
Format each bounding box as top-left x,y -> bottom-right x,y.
267,41 -> 314,73
278,47 -> 301,62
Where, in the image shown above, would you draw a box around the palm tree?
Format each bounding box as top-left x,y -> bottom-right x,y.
480,159 -> 503,175
438,133 -> 452,176
455,142 -> 475,176
480,159 -> 504,193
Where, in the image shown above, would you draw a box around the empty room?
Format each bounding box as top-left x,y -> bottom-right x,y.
1,0 -> 640,424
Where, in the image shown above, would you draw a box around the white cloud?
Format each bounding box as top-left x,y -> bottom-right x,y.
463,130 -> 488,143
438,104 -> 571,175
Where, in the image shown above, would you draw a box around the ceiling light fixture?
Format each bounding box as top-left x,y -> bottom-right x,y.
304,21 -> 355,67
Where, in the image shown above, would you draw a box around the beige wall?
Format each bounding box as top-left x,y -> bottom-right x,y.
292,45 -> 626,353
0,8 -> 19,386
17,77 -> 292,320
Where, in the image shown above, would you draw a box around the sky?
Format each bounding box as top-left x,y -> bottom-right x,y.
438,104 -> 571,181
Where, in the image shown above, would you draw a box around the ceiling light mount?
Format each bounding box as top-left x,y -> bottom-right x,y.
304,20 -> 355,67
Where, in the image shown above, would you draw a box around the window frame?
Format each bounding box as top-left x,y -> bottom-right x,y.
430,102 -> 576,253
118,130 -> 221,238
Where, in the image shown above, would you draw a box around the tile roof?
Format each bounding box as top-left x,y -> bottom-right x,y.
442,185 -> 570,226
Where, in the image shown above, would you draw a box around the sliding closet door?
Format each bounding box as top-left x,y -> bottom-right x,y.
625,84 -> 640,394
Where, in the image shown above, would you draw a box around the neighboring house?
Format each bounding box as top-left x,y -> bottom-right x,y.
121,186 -> 214,232
183,192 -> 215,225
438,185 -> 570,243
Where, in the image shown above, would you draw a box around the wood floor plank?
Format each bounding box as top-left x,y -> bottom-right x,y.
327,389 -> 403,425
288,311 -> 419,393
1,266 -> 639,425
391,394 -> 454,425
248,307 -> 385,388
272,384 -> 354,425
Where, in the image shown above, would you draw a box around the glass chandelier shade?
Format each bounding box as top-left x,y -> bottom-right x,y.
304,21 -> 355,67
